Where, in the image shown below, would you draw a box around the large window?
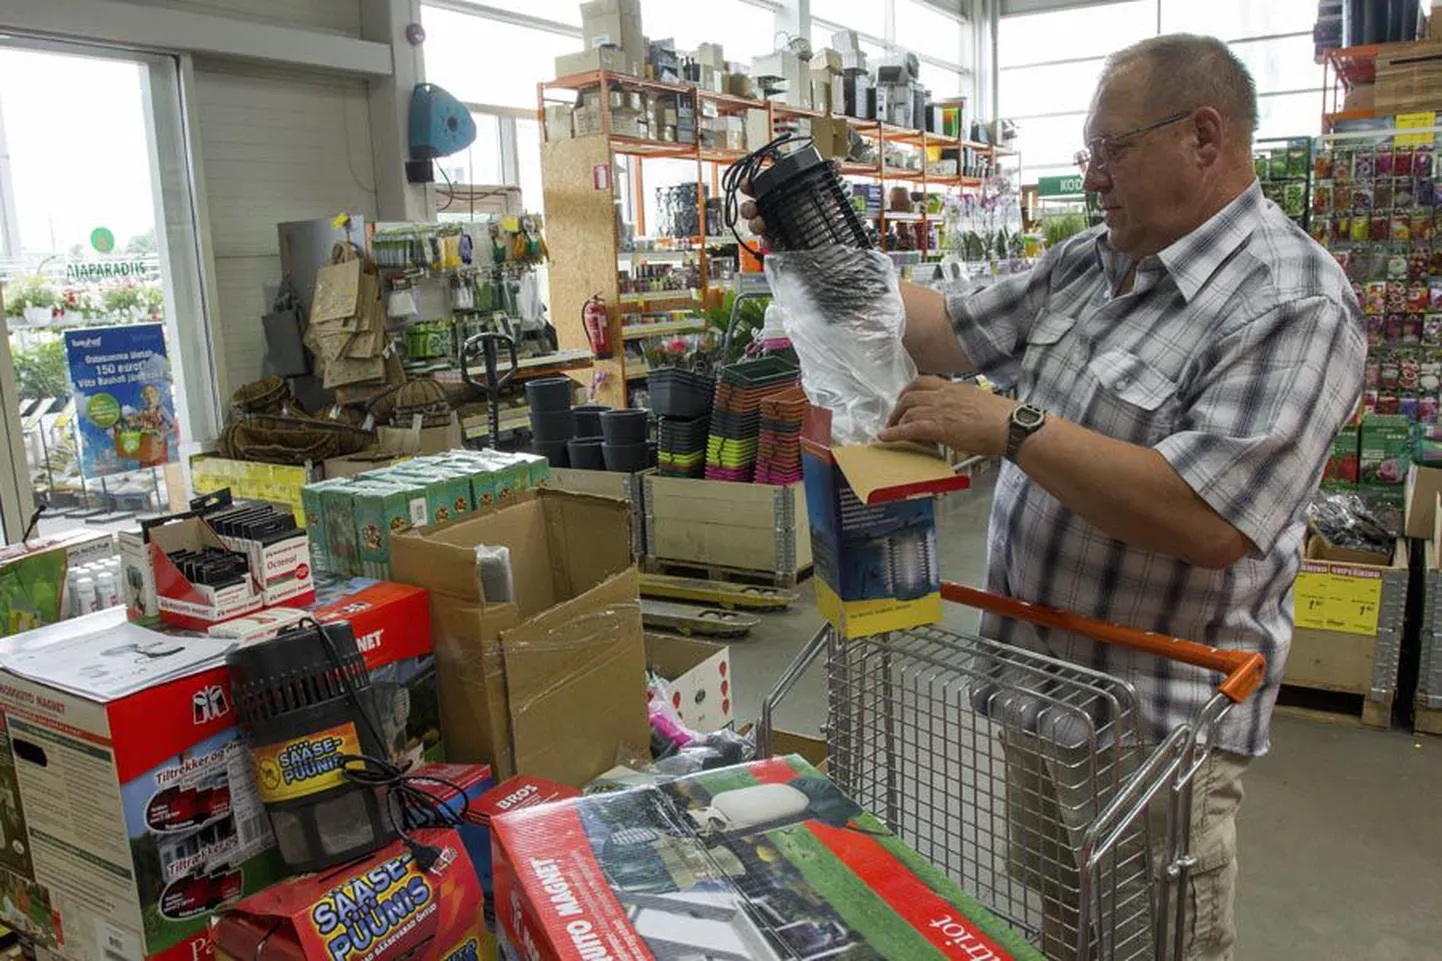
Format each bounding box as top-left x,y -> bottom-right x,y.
999,0 -> 1322,183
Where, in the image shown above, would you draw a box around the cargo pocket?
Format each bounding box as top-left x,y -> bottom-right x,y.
1181,753 -> 1246,960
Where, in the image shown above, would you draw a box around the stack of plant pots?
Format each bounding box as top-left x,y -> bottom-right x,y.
526,377 -> 576,467
600,410 -> 652,473
566,404 -> 611,470
755,385 -> 807,485
649,368 -> 714,479
705,358 -> 800,482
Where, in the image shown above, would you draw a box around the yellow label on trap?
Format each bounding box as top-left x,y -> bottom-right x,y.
1294,563 -> 1383,636
252,722 -> 361,803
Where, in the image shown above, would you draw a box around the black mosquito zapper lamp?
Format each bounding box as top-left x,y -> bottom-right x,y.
228,620 -> 395,873
723,135 -> 875,253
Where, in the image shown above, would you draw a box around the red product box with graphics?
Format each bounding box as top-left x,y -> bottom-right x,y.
492,756 -> 1045,961
211,827 -> 486,961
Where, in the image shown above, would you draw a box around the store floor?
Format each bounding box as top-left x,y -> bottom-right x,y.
731,474 -> 1442,961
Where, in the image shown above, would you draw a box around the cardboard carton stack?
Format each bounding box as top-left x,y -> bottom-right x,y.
555,0 -> 644,79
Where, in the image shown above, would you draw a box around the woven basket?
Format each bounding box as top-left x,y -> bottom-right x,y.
231,376 -> 291,415
217,422 -> 340,464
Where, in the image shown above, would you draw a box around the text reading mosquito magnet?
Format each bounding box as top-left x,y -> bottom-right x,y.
227,620 -> 394,873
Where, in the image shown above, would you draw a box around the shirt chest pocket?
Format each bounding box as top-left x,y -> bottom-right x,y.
1084,348 -> 1181,442
1020,312 -> 1079,410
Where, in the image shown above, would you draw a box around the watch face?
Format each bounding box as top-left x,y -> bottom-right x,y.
1015,405 -> 1045,429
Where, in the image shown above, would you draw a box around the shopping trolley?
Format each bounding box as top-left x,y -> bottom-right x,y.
758,581 -> 1265,961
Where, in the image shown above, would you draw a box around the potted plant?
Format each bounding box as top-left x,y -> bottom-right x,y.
3,276 -> 58,326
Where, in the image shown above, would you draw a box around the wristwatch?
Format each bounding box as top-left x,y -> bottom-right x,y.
1004,404 -> 1047,462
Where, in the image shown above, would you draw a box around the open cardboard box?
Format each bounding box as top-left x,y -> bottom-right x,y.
645,633 -> 732,733
390,488 -> 649,786
801,405 -> 969,638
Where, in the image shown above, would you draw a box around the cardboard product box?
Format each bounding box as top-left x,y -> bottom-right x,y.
389,489 -> 649,786
309,578 -> 445,767
811,114 -> 850,160
492,755 -> 1044,961
726,71 -> 757,99
0,530 -> 115,636
1360,413 -> 1411,486
352,482 -> 427,580
126,509 -> 283,630
555,46 -> 639,82
211,827 -> 484,961
1322,424 -> 1360,489
1406,463 -> 1442,539
0,609 -> 285,961
545,103 -> 574,141
801,406 -> 969,639
300,477 -> 354,575
581,0 -> 642,54
645,634 -> 732,732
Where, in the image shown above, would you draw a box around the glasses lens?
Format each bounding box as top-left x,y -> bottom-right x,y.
1074,149 -> 1092,171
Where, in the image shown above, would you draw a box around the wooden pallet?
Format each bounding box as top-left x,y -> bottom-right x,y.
1414,704 -> 1442,736
639,572 -> 799,611
1275,684 -> 1394,731
644,557 -> 813,589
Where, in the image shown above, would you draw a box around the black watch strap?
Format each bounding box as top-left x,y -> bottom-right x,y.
1005,404 -> 1047,461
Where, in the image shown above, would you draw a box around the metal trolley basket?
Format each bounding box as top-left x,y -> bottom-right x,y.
758,581 -> 1265,961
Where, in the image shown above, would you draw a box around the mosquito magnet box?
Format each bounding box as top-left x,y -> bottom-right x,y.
227,619 -> 395,873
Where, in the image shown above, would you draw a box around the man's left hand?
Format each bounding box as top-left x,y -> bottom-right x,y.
878,376 -> 1018,455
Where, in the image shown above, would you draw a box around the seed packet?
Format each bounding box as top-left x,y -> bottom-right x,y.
1353,184 -> 1373,211
1430,284 -> 1442,311
1377,394 -> 1400,414
1288,143 -> 1309,178
1401,395 -> 1420,420
1387,280 -> 1408,312
1336,150 -> 1355,182
1373,214 -> 1392,241
1363,389 -> 1379,413
1418,147 -> 1435,180
1385,315 -> 1405,343
1423,359 -> 1442,391
1283,183 -> 1305,217
1431,247 -> 1442,276
1375,181 -> 1393,210
1394,214 -> 1414,242
1315,150 -> 1334,180
1397,150 -> 1416,178
1352,216 -> 1371,242
1366,358 -> 1382,385
1406,316 -> 1425,344
1388,254 -> 1411,279
1410,282 -> 1431,313
1402,355 -> 1422,390
1310,219 -> 1330,244
1425,314 -> 1442,343
1409,250 -> 1430,279
1377,149 -> 1394,177
1420,178 -> 1435,204
1381,357 -> 1401,388
1365,281 -> 1388,314
1395,178 -> 1414,208
1420,396 -> 1439,424
1353,281 -> 1368,309
1267,150 -> 1288,180
1312,184 -> 1332,214
1414,213 -> 1435,243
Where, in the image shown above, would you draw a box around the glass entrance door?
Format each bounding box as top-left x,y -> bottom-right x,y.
0,41 -> 217,542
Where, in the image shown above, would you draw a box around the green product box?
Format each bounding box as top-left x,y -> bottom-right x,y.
510,450 -> 551,488
320,481 -> 370,577
1360,414 -> 1411,486
385,469 -> 465,526
301,477 -> 354,574
352,482 -> 428,579
474,451 -> 533,502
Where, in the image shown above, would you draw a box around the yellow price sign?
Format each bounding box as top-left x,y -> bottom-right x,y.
1395,112 -> 1437,147
1294,562 -> 1383,636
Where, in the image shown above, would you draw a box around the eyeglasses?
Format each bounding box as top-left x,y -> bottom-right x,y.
1073,111 -> 1191,173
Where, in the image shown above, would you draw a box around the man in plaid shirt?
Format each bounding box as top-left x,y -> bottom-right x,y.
880,35 -> 1365,961
748,31 -> 1362,961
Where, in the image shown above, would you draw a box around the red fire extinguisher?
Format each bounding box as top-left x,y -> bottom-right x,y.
583,293 -> 613,359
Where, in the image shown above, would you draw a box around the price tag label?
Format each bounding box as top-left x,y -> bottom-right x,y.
1294,562 -> 1383,636
1395,112 -> 1437,147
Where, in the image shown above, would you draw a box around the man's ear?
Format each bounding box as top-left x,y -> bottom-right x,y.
1192,106 -> 1224,166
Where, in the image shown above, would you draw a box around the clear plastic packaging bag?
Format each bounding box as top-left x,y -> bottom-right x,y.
765,246 -> 916,444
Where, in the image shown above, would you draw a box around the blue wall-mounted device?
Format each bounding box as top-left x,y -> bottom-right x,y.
407,83 -> 476,183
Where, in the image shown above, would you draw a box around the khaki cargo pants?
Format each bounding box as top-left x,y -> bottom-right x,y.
1005,732 -> 1249,961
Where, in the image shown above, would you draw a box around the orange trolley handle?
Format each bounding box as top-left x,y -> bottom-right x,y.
940,582 -> 1266,704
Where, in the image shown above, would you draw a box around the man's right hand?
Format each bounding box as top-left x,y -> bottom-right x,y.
737,180 -> 772,246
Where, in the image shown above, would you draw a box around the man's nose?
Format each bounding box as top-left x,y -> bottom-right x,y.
1082,161 -> 1110,194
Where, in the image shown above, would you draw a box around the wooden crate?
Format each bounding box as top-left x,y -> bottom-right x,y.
1416,540 -> 1442,734
547,467 -> 650,558
1282,538 -> 1407,730
644,475 -> 811,580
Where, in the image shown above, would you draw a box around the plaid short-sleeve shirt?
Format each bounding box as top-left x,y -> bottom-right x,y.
947,183 -> 1365,755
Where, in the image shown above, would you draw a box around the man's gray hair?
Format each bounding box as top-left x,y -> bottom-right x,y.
1103,34 -> 1258,143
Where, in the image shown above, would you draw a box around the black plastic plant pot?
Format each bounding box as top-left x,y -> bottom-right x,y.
529,408 -> 576,443
602,442 -> 650,473
601,409 -> 649,445
649,370 -> 715,419
572,404 -> 612,438
567,437 -> 606,470
525,376 -> 574,412
535,439 -> 570,468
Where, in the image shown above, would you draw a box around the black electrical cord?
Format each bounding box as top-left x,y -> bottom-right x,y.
19,504 -> 45,544
722,133 -> 811,257
295,617 -> 471,872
